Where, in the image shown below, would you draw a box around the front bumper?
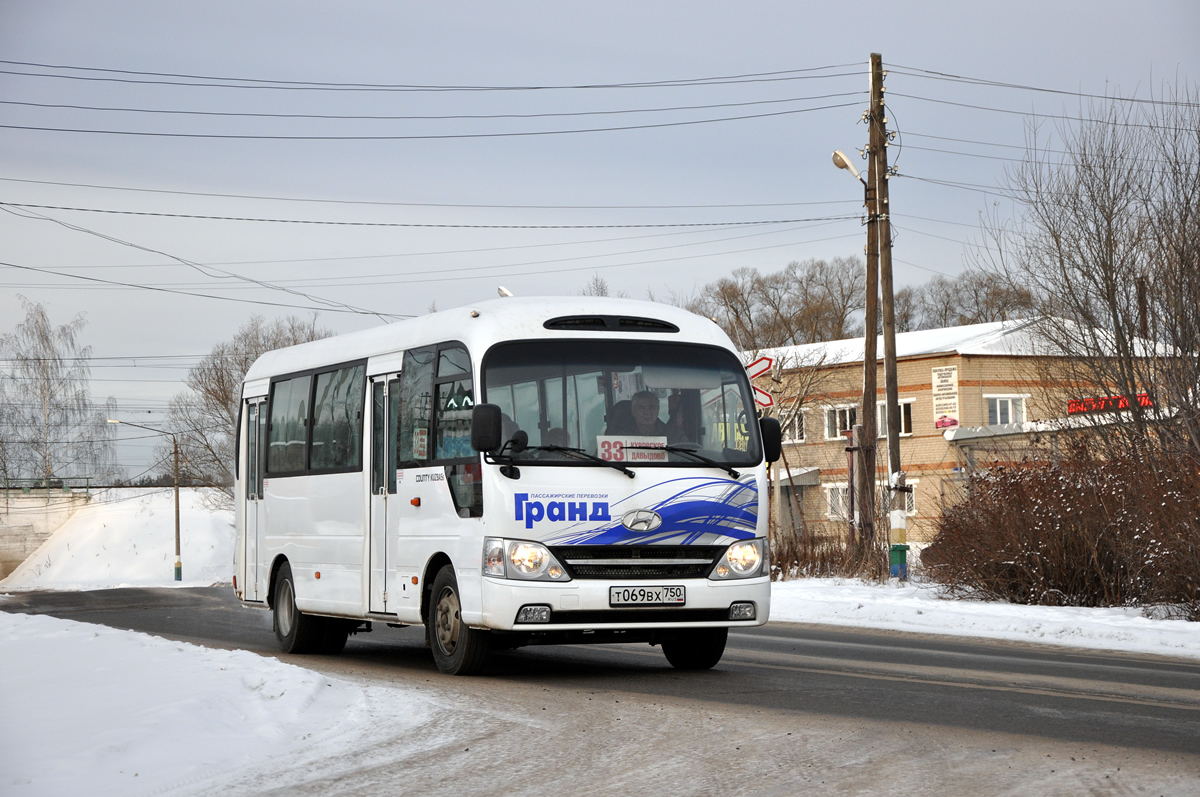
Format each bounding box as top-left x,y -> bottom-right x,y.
479,574 -> 771,631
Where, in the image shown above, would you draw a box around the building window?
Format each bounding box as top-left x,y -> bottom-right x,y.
824,483 -> 851,519
876,400 -> 914,437
782,411 -> 805,442
824,406 -> 857,440
986,396 -> 1025,425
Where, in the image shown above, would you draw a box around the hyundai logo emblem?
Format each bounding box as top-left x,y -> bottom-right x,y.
621,509 -> 663,532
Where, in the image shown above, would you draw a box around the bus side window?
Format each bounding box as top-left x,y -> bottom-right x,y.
387,378 -> 400,492
246,403 -> 258,499
310,364 -> 365,471
371,382 -> 385,493
267,375 -> 311,473
397,348 -> 434,467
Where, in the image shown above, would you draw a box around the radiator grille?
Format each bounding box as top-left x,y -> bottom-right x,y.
552,545 -> 722,580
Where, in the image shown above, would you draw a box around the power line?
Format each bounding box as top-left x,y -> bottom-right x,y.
3,219 -> 844,289
0,59 -> 862,91
0,227 -> 865,291
0,257 -> 408,315
896,173 -> 1010,194
0,100 -> 863,140
888,91 -> 1194,132
0,91 -> 866,122
891,257 -> 959,279
0,204 -> 400,320
0,202 -> 861,229
0,176 -> 861,211
0,354 -> 206,361
358,230 -> 866,286
888,222 -> 971,247
888,63 -> 1200,108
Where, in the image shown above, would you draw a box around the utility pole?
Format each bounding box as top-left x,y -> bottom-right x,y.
173,434 -> 182,582
107,419 -> 183,582
854,59 -> 882,559
869,52 -> 909,579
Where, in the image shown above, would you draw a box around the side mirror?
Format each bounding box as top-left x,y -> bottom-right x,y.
470,404 -> 503,453
759,416 -> 782,463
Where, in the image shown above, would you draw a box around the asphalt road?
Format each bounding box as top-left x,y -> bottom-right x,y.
5,587 -> 1200,795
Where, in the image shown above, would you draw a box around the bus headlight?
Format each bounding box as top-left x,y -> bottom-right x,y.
710,539 -> 766,579
483,538 -> 571,582
510,542 -> 549,576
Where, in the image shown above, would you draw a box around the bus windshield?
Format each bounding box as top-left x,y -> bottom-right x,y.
482,339 -> 761,467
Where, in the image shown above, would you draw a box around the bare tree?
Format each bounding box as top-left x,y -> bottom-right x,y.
970,80 -> 1200,465
0,297 -> 117,485
893,285 -> 922,332
162,314 -> 332,505
579,273 -> 628,297
897,271 -> 1034,332
686,257 -> 866,350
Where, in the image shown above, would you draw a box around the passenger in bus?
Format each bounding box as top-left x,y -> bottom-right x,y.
604,400 -> 634,436
666,390 -> 698,444
543,427 -> 570,447
612,391 -> 687,443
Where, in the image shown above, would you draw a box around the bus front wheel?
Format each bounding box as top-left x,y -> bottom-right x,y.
428,565 -> 490,675
661,628 -> 728,670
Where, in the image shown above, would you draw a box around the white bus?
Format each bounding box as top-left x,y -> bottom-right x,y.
233,296 -> 782,674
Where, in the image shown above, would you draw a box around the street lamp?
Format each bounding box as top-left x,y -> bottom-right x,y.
832,150 -> 864,184
832,149 -> 879,557
108,419 -> 182,581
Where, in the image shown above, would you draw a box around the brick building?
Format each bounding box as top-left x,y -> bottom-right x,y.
756,319 -> 1091,546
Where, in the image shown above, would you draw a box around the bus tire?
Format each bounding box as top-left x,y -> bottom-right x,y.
318,620 -> 350,655
273,561 -> 324,654
661,628 -> 728,670
429,564 -> 489,675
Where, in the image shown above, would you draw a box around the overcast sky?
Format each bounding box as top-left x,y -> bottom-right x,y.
2,1 -> 1197,475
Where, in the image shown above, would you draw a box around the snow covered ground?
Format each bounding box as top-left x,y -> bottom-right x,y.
1,488 -> 1198,795
1,487 -> 235,590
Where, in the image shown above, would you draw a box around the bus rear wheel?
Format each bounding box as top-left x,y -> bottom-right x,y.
428,565 -> 490,675
273,561 -> 340,655
661,628 -> 728,670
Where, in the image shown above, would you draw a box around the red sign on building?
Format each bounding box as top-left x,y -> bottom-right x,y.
1067,393 -> 1153,416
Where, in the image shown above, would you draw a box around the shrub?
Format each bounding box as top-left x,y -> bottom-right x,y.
924,442 -> 1200,619
771,528 -> 888,581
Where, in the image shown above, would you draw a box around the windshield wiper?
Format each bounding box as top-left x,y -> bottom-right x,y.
623,444 -> 742,479
522,445 -> 636,479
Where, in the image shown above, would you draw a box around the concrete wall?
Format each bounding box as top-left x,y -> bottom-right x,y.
0,491 -> 91,578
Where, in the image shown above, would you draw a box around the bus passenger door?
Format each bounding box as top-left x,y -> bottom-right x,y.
244,399 -> 266,601
369,375 -> 400,613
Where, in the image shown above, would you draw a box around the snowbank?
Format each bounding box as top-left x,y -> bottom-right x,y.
770,577 -> 1200,661
0,488 -> 233,591
0,612 -> 373,797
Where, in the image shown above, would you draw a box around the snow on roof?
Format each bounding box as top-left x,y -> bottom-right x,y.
748,318 -> 1049,368
747,315 -> 1172,370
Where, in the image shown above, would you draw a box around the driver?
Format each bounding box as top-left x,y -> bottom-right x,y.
629,390 -> 687,444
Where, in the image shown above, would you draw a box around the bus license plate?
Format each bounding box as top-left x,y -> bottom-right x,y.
609,585 -> 685,606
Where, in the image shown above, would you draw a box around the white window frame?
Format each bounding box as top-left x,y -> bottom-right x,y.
876,399 -> 915,438
823,482 -> 852,520
984,394 -> 1028,426
781,409 -> 805,443
824,405 -> 858,441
